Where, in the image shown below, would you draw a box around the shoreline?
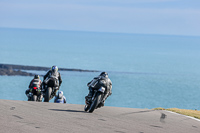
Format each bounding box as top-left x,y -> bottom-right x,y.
0,63 -> 99,76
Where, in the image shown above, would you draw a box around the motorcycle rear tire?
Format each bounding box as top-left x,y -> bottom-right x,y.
44,87 -> 52,102
89,93 -> 101,113
84,105 -> 90,112
32,95 -> 37,101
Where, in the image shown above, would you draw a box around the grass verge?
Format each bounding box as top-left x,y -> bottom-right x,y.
154,108 -> 200,119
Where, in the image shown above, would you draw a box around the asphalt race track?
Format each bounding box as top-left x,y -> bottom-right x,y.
0,99 -> 200,133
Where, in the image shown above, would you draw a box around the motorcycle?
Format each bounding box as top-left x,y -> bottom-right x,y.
28,86 -> 43,102
84,86 -> 106,113
43,77 -> 59,102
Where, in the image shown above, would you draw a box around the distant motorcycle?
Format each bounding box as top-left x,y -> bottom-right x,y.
84,86 -> 106,113
43,77 -> 59,102
28,86 -> 43,102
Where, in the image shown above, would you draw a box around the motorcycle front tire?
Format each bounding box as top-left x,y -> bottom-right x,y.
89,93 -> 101,113
44,87 -> 52,102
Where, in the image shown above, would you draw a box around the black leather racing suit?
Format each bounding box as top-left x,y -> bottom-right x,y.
43,70 -> 62,95
86,75 -> 112,104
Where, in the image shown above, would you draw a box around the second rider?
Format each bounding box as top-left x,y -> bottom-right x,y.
43,65 -> 62,96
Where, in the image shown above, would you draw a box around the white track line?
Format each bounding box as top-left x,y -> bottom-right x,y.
164,110 -> 200,122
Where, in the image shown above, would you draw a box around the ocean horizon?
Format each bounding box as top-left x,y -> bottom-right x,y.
1,27 -> 200,110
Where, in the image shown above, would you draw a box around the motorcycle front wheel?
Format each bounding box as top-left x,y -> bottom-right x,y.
88,93 -> 102,113
44,87 -> 52,102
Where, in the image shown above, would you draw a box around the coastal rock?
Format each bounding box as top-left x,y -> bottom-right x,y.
0,63 -> 98,76
0,68 -> 34,76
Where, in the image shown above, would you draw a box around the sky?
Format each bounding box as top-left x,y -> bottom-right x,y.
0,0 -> 200,36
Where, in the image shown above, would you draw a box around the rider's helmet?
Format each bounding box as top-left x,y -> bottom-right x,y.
34,75 -> 40,79
100,72 -> 108,78
51,65 -> 58,73
58,91 -> 63,99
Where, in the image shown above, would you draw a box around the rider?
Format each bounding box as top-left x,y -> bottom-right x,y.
25,75 -> 42,100
43,65 -> 62,95
85,72 -> 112,106
54,91 -> 67,103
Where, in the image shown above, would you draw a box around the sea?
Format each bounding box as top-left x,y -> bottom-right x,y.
0,27 -> 200,110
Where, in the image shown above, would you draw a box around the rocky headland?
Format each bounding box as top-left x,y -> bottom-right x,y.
0,63 -> 98,76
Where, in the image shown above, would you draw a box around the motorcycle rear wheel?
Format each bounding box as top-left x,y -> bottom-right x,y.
84,104 -> 90,112
32,95 -> 37,101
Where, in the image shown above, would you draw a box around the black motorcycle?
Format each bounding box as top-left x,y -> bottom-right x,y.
28,86 -> 43,102
84,86 -> 106,113
43,77 -> 59,102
